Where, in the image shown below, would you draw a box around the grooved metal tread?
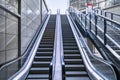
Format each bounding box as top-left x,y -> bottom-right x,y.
66,71 -> 88,76
27,74 -> 48,79
66,77 -> 90,80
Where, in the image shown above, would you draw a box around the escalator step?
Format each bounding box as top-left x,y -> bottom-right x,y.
64,50 -> 80,53
66,77 -> 90,80
34,56 -> 52,61
27,74 -> 48,79
66,71 -> 88,77
64,46 -> 78,50
39,45 -> 53,48
37,48 -> 53,52
65,59 -> 83,64
36,52 -> 53,56
32,61 -> 50,67
30,68 -> 49,74
65,65 -> 85,71
40,42 -> 54,44
36,52 -> 53,54
64,43 -> 77,45
63,41 -> 76,43
64,54 -> 81,59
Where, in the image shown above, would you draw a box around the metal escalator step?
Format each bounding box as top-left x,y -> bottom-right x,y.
27,74 -> 48,79
43,32 -> 55,34
42,36 -> 54,38
39,46 -> 53,48
64,54 -> 80,56
32,61 -> 50,67
63,43 -> 77,45
65,59 -> 83,64
34,56 -> 52,61
36,52 -> 53,54
63,36 -> 74,37
36,53 -> 53,56
36,52 -> 53,56
66,77 -> 90,80
40,38 -> 53,40
64,46 -> 78,50
43,33 -> 54,35
65,65 -> 85,71
32,61 -> 50,64
37,48 -> 53,52
64,54 -> 81,59
39,45 -> 53,48
64,50 -> 80,53
37,47 -> 53,49
65,64 -> 85,67
40,42 -> 54,44
64,51 -> 80,54
30,68 -> 49,74
41,37 -> 54,39
63,37 -> 74,39
63,42 -> 77,44
66,71 -> 88,77
63,39 -> 75,41
65,59 -> 82,61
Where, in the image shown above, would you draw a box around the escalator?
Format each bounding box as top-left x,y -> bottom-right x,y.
6,12 -> 118,80
61,15 -> 90,80
26,15 -> 56,80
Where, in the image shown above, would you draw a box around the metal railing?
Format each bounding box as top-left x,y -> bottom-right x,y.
67,8 -> 119,80
94,9 -> 120,23
91,13 -> 120,61
70,7 -> 120,61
